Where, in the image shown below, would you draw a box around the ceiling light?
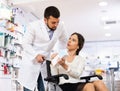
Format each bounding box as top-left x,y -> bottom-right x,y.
99,1 -> 108,6
105,33 -> 111,37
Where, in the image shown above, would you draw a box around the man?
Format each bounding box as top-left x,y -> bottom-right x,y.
18,6 -> 68,91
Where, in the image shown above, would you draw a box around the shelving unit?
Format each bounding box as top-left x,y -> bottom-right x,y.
0,23 -> 23,90
0,26 -> 23,73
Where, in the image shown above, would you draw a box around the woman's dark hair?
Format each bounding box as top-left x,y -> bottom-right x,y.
71,32 -> 85,55
44,6 -> 60,19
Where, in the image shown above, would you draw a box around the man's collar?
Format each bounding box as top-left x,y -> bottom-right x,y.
44,21 -> 50,32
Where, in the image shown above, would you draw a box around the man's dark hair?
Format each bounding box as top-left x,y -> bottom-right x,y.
44,6 -> 60,19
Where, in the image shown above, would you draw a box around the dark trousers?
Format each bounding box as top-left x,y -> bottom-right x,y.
37,73 -> 45,91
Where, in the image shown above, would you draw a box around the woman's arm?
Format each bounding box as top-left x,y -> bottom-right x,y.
59,56 -> 85,79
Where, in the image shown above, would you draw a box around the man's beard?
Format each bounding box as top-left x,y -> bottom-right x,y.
47,24 -> 56,31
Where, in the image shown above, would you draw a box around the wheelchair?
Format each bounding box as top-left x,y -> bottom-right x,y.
44,60 -> 103,91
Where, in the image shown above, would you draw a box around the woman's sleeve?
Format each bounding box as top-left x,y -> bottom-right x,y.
66,57 -> 85,79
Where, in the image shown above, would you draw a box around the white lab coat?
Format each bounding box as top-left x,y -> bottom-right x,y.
17,19 -> 68,90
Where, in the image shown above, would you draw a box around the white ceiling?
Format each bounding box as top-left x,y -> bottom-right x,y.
11,0 -> 120,42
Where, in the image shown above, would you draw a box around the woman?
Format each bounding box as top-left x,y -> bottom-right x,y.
51,32 -> 108,91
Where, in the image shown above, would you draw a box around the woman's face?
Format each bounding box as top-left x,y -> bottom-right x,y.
44,16 -> 59,31
67,34 -> 79,51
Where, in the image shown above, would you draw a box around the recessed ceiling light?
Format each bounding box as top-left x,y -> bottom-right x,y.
105,33 -> 111,37
99,1 -> 108,6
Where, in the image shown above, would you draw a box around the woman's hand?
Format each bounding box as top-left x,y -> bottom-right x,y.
58,57 -> 65,65
58,56 -> 68,70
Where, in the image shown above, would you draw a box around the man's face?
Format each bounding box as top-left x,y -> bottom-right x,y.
44,16 -> 59,31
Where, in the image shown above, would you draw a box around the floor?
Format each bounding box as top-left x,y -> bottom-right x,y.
0,71 -> 120,91
0,71 -> 23,91
0,77 -> 12,91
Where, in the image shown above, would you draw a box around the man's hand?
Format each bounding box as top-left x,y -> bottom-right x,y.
35,54 -> 45,63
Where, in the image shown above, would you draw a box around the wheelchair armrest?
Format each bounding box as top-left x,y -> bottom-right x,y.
80,75 -> 103,82
44,74 -> 69,84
